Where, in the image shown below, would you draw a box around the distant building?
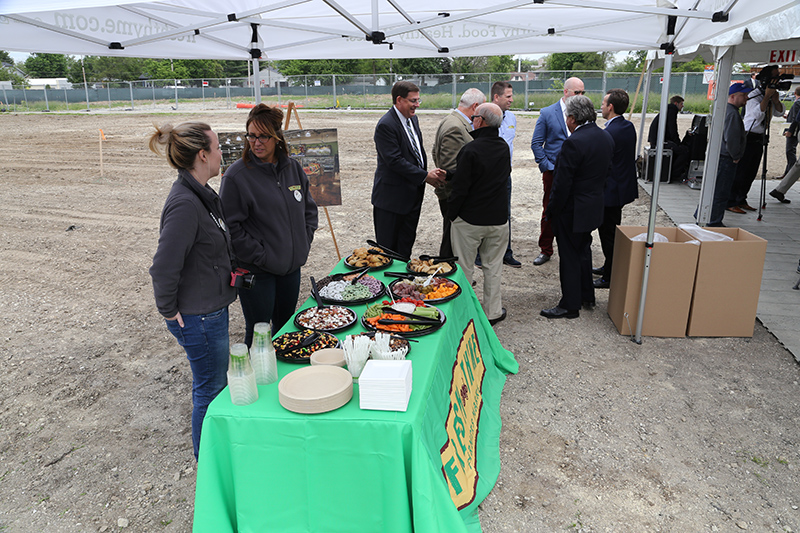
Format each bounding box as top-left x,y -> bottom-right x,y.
251,66 -> 287,88
28,78 -> 72,90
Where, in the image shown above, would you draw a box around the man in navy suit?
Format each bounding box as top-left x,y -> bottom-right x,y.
372,81 -> 445,258
593,89 -> 638,289
541,96 -> 614,319
531,76 -> 585,266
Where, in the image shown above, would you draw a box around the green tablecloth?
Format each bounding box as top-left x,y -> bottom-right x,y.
193,264 -> 517,532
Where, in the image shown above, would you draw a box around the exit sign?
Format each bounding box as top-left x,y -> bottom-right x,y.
769,50 -> 798,63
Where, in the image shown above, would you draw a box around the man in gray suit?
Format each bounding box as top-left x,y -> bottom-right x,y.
432,88 -> 486,256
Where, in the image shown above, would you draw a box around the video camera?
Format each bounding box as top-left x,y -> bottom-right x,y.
758,70 -> 794,92
230,267 -> 255,289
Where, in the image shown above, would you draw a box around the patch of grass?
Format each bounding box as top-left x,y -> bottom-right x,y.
751,456 -> 770,467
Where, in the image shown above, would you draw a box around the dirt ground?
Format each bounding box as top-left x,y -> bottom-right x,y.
1,107 -> 798,533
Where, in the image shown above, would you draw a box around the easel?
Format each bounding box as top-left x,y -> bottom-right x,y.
283,102 -> 342,260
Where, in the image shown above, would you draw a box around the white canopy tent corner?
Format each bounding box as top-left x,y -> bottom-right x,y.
2,0 -> 798,343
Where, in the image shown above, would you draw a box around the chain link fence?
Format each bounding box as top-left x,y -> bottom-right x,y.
0,71 -> 751,113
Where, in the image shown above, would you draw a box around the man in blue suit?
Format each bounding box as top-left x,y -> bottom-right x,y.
371,81 -> 445,258
531,76 -> 585,266
541,95 -> 614,319
593,89 -> 638,289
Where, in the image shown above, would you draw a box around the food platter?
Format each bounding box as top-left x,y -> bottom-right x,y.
388,277 -> 461,304
294,305 -> 357,333
314,272 -> 386,305
406,258 -> 457,277
273,330 -> 340,364
344,247 -> 393,271
360,301 -> 446,338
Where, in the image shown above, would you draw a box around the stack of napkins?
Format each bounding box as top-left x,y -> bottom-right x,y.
358,360 -> 412,411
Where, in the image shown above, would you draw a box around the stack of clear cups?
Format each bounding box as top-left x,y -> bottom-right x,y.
227,343 -> 258,406
251,322 -> 278,385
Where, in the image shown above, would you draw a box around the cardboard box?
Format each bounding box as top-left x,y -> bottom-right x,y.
607,226 -> 699,337
686,227 -> 766,337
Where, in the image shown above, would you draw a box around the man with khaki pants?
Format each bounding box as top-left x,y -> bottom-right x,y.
447,103 -> 511,326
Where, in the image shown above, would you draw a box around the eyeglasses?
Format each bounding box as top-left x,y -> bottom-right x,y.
571,90 -> 586,95
405,97 -> 422,104
245,133 -> 272,143
471,114 -> 482,121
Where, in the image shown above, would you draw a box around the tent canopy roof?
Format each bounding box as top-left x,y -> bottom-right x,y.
1,1 -> 797,61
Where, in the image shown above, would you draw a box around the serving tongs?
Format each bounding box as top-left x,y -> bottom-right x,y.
418,254 -> 458,262
384,271 -> 417,280
378,307 -> 440,326
348,266 -> 371,284
309,276 -> 327,308
366,239 -> 410,261
276,331 -> 321,356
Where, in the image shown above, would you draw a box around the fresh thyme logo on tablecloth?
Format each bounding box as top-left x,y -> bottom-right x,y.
440,319 -> 485,509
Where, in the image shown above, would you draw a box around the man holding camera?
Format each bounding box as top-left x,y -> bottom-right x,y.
726,65 -> 785,214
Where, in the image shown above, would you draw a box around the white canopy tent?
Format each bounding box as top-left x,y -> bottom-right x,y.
2,0 -> 799,342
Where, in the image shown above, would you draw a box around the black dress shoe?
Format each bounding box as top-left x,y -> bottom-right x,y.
593,277 -> 610,289
770,189 -> 791,203
540,306 -> 579,319
592,266 -> 604,276
489,308 -> 507,326
582,301 -> 596,310
533,253 -> 551,266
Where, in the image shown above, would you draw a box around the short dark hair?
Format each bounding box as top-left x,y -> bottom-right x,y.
605,89 -> 629,115
756,64 -> 780,82
670,95 -> 684,105
391,81 -> 420,105
491,81 -> 512,100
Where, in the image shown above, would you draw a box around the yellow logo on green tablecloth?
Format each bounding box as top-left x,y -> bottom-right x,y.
440,319 -> 485,510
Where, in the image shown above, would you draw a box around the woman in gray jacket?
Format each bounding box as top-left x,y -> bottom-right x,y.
149,122 -> 237,460
221,105 -> 318,346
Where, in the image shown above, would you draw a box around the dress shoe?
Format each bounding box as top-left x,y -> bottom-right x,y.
489,308 -> 507,326
540,306 -> 579,319
582,301 -> 596,310
770,189 -> 791,204
503,255 -> 522,268
739,203 -> 756,211
726,206 -> 746,214
474,254 -> 482,269
593,277 -> 610,289
533,253 -> 551,266
592,266 -> 604,276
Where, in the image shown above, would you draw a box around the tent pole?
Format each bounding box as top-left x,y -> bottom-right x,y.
696,47 -> 733,226
636,60 -> 654,157
634,52 -> 673,344
251,23 -> 262,105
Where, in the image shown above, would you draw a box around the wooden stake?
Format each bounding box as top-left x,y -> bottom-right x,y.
99,129 -> 106,177
628,60 -> 649,122
283,102 -> 341,260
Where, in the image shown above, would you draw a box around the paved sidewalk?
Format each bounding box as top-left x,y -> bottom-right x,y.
641,177 -> 800,363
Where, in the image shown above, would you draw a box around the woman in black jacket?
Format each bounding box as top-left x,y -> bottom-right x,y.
149,122 -> 237,461
220,105 -> 318,346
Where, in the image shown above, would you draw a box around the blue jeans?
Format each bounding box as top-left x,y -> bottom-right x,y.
166,307 -> 230,461
238,269 -> 301,346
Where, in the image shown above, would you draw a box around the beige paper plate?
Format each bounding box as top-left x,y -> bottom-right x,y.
278,365 -> 353,414
310,348 -> 346,367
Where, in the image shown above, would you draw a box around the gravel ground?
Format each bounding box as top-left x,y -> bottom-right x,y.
0,106 -> 798,533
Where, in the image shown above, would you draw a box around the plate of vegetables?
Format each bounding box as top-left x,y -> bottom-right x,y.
361,298 -> 445,337
314,272 -> 386,305
388,276 -> 461,304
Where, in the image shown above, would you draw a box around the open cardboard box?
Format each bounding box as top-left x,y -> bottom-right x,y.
686,227 -> 766,337
607,226 -> 699,337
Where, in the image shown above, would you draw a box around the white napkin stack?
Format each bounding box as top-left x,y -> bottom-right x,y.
358,360 -> 412,412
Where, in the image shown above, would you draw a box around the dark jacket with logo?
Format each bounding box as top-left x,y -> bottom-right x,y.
220,153 -> 318,276
150,169 -> 237,318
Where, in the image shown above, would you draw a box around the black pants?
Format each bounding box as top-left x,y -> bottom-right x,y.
373,205 -> 421,259
598,205 -> 622,278
729,132 -> 764,208
554,215 -> 595,311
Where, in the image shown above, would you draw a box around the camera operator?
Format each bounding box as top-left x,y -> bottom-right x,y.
726,65 -> 785,214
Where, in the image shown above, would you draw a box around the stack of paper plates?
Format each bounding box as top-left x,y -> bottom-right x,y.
310,348 -> 346,367
358,360 -> 412,412
278,365 -> 353,414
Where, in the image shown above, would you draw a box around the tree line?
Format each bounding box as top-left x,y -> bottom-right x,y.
1,50 -> 710,86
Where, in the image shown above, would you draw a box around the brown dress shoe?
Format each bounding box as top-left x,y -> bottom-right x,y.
739,203 -> 756,211
726,206 -> 746,214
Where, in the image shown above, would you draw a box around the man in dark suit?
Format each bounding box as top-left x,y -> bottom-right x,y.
593,89 -> 638,289
541,95 -> 614,319
371,81 -> 445,258
647,95 -> 690,182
